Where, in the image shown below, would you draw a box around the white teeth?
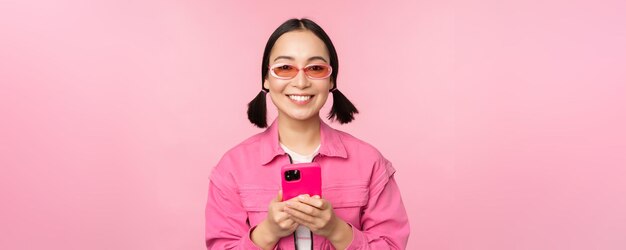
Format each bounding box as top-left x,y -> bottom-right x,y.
288,95 -> 312,102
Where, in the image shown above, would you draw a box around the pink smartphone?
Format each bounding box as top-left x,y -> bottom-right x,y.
281,162 -> 322,201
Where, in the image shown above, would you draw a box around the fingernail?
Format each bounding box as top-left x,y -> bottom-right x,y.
298,195 -> 306,201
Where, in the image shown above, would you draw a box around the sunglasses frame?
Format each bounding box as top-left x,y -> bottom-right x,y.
268,63 -> 333,80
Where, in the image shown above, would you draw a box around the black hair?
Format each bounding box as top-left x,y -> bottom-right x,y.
247,18 -> 359,128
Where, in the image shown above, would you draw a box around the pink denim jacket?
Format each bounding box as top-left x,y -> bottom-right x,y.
205,119 -> 410,249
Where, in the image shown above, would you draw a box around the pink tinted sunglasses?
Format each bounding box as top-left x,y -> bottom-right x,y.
268,63 -> 333,80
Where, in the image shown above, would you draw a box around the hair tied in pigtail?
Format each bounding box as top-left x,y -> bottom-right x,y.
328,88 -> 359,124
247,89 -> 268,128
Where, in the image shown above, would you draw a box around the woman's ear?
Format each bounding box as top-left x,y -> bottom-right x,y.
263,79 -> 269,90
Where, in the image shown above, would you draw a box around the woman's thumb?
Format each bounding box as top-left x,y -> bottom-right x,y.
276,190 -> 283,202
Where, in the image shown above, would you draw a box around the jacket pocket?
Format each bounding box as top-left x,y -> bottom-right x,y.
323,184 -> 368,224
323,183 -> 369,208
239,188 -> 276,211
239,188 -> 276,227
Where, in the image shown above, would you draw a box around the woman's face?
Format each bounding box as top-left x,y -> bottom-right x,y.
264,30 -> 334,124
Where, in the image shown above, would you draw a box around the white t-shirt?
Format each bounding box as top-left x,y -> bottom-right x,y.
280,143 -> 320,250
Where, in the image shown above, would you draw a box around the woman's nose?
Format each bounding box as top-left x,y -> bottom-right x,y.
291,69 -> 311,89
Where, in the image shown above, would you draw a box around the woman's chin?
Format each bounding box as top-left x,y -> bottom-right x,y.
282,112 -> 320,122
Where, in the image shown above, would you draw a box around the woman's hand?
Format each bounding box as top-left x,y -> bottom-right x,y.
251,190 -> 299,249
284,195 -> 353,249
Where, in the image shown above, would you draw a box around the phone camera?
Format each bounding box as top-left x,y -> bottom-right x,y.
284,170 -> 301,181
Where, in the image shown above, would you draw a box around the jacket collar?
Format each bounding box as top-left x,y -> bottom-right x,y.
260,118 -> 348,165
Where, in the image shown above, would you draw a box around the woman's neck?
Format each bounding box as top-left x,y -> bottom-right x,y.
277,115 -> 321,156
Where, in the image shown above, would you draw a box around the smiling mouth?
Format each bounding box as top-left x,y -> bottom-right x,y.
287,95 -> 314,102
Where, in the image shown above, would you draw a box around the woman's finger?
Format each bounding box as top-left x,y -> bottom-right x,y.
278,217 -> 297,229
297,195 -> 326,209
287,212 -> 315,230
284,205 -> 315,224
285,200 -> 319,216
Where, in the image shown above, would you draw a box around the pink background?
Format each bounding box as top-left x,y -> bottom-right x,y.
1,0 -> 625,249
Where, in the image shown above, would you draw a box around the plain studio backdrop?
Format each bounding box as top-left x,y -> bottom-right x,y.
1,0 -> 625,249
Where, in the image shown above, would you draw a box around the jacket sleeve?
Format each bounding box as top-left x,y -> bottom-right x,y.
205,155 -> 265,249
344,157 -> 410,249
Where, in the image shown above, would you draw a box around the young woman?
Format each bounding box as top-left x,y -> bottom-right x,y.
205,18 -> 410,250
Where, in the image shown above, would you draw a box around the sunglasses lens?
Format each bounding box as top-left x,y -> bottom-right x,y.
304,65 -> 331,78
271,65 -> 298,78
